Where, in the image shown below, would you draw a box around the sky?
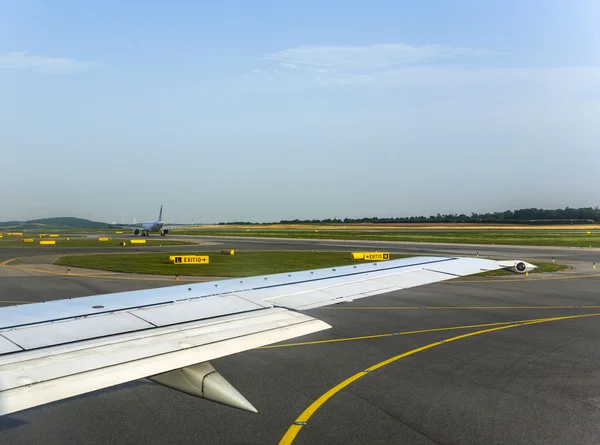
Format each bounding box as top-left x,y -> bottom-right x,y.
1,0 -> 599,223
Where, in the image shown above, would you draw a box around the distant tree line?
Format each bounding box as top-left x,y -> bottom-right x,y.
218,207 -> 600,225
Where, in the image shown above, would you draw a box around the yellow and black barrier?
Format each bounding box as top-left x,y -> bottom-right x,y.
220,249 -> 235,255
98,237 -> 112,242
40,240 -> 56,245
22,238 -> 34,243
170,255 -> 209,264
351,252 -> 390,261
130,239 -> 146,244
49,234 -> 60,237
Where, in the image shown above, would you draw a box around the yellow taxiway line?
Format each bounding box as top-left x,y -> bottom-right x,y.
261,320 -> 529,349
278,312 -> 600,445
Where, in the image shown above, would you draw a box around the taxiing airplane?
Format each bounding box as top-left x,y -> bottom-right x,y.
132,205 -> 168,236
0,256 -> 536,416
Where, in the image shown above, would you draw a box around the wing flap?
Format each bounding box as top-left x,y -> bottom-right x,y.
2,312 -> 154,350
133,294 -> 266,327
0,337 -> 22,355
0,308 -> 329,416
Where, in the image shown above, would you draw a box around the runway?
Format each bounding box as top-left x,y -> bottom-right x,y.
1,238 -> 600,444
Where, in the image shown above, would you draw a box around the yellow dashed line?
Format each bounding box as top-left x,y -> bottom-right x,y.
278,312 -> 600,445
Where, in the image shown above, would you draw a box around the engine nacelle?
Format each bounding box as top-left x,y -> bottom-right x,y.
498,260 -> 538,274
133,228 -> 140,235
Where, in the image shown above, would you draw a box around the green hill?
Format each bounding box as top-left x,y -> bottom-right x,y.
0,217 -> 110,230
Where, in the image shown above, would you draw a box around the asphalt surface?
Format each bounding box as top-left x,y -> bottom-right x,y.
1,238 -> 600,444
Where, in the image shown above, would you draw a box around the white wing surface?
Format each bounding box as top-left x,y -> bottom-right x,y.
0,256 -> 502,416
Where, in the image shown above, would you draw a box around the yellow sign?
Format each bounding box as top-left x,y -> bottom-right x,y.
6,232 -> 23,236
22,238 -> 34,243
49,234 -> 60,237
40,240 -> 56,245
171,255 -> 209,264
351,252 -> 390,261
130,239 -> 146,244
115,231 -> 124,234
39,234 -> 47,238
98,237 -> 112,241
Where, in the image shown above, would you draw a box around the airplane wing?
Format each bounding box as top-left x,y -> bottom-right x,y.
0,256 -> 507,416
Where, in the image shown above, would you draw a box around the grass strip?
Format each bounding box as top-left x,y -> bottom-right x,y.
53,251 -> 568,277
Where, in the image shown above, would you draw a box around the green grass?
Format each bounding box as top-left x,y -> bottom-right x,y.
0,238 -> 192,248
170,229 -> 600,247
53,251 -> 570,278
477,262 -> 570,276
54,251 -> 410,276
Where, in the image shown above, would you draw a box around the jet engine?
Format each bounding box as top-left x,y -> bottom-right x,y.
498,260 -> 538,274
133,228 -> 140,235
160,229 -> 169,236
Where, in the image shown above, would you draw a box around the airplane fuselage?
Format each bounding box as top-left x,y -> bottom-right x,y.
132,205 -> 168,236
134,221 -> 167,236
142,220 -> 163,232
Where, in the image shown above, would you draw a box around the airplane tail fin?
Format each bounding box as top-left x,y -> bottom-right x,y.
158,205 -> 163,221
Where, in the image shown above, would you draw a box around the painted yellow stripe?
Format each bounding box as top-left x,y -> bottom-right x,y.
1,263 -> 205,283
261,333 -> 396,348
0,255 -> 213,283
278,312 -> 600,445
260,320 -> 521,349
287,371 -> 367,428
0,256 -> 27,266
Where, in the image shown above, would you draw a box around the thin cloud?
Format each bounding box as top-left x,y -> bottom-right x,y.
266,43 -> 501,71
278,62 -> 299,69
255,44 -> 600,95
0,51 -> 93,73
328,66 -> 600,91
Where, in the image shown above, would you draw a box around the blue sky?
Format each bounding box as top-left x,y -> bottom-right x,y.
1,0 -> 599,223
